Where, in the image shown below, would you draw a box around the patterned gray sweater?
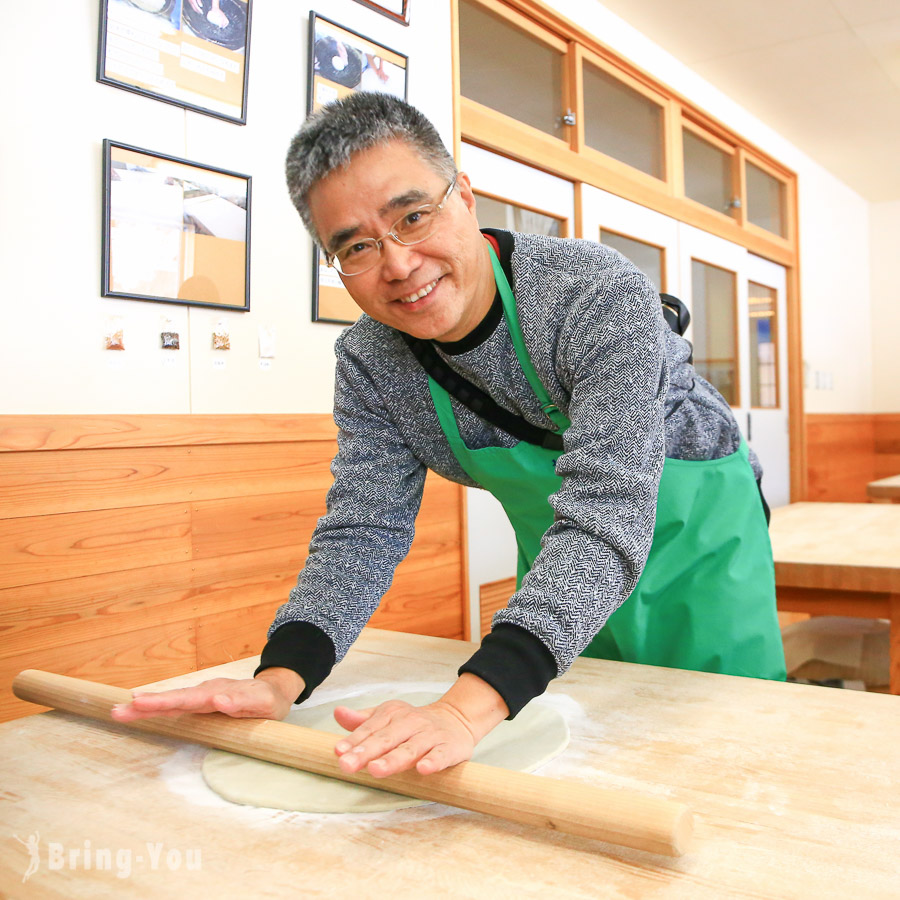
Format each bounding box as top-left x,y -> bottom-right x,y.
261,231 -> 757,713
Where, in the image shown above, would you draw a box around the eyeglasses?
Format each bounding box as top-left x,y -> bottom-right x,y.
325,178 -> 457,276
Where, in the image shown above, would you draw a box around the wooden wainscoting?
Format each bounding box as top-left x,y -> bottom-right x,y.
805,413 -> 900,502
874,414 -> 900,480
479,577 -> 516,638
0,415 -> 467,722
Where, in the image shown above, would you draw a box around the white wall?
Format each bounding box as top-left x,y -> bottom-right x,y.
870,201 -> 900,413
0,0 -> 453,414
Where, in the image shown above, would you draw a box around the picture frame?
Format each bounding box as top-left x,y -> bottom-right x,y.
97,0 -> 252,125
351,0 -> 410,26
307,12 -> 409,325
102,140 -> 251,312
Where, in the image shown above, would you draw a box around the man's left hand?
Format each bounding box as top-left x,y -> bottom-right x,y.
332,673 -> 509,777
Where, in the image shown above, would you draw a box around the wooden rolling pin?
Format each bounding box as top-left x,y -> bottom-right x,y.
13,669 -> 693,857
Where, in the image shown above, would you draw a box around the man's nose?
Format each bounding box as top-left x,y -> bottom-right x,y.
379,237 -> 420,281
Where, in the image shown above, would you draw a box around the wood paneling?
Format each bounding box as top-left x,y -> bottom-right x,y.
805,414 -> 876,502
874,414 -> 900,479
479,576 -> 516,637
805,413 -> 900,502
0,415 -> 466,722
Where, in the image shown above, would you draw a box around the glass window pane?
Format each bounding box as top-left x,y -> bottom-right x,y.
748,281 -> 779,408
691,259 -> 737,404
583,62 -> 663,179
475,193 -> 561,237
746,162 -> 786,237
600,230 -> 663,292
459,0 -> 564,139
683,129 -> 734,216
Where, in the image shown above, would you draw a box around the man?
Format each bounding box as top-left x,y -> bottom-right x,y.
114,93 -> 785,777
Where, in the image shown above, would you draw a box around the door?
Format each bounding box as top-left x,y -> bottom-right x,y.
582,188 -> 791,506
459,143 -> 575,637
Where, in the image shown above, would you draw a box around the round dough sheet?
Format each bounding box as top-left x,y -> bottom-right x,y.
202,691 -> 570,813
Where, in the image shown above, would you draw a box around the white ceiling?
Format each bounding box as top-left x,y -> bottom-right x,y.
594,0 -> 900,202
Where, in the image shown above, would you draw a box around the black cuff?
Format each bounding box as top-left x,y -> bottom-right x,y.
458,623 -> 557,719
254,622 -> 336,704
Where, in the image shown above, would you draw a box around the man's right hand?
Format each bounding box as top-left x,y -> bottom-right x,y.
110,668 -> 305,723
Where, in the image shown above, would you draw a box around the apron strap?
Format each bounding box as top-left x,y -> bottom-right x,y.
400,332 -> 564,450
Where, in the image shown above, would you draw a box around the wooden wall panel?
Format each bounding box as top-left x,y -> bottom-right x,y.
805,413 -> 900,501
0,414 -> 337,451
874,414 -> 900,480
191,492 -> 325,559
0,443 -> 334,519
0,504 -> 192,590
805,414 -> 875,502
0,415 -> 466,722
479,577 -> 516,637
196,601 -> 283,670
0,619 -> 198,722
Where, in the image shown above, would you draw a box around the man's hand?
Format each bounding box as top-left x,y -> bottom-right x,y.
332,673 -> 509,777
110,668 -> 304,723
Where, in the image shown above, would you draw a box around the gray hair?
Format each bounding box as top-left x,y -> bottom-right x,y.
285,92 -> 458,247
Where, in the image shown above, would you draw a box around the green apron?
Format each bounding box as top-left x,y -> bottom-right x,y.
429,245 -> 786,680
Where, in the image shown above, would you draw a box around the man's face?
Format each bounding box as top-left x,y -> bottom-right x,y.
308,140 -> 495,341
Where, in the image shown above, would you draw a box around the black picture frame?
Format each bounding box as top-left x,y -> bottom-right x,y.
97,0 -> 252,125
102,139 -> 251,312
307,11 -> 409,324
351,0 -> 410,26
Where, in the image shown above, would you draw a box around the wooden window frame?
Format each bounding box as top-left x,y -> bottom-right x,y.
576,45 -> 672,192
456,0 -> 575,155
473,187 -> 569,238
454,0 -> 808,502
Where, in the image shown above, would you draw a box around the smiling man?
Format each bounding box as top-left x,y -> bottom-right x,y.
113,93 -> 786,777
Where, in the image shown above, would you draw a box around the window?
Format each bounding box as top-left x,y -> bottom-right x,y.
683,127 -> 735,217
748,281 -> 779,407
746,161 -> 787,238
475,192 -> 562,237
458,0 -> 567,139
691,259 -> 737,404
600,230 -> 664,292
582,59 -> 664,180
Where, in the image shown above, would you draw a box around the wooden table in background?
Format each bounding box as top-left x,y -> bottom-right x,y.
770,502 -> 900,692
868,474 -> 900,503
2,629 -> 899,898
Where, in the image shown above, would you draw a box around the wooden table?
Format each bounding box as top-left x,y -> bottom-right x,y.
769,502 -> 900,693
868,474 -> 900,503
2,629 -> 899,898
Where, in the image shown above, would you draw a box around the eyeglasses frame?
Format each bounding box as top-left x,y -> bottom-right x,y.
325,177 -> 458,276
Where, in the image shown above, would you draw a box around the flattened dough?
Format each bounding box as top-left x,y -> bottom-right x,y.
202,691 -> 570,813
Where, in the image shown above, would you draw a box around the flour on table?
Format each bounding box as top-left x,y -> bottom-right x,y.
201,690 -> 570,813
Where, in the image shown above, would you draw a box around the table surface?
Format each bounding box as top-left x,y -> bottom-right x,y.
868,474 -> 900,499
2,629 -> 899,899
769,501 -> 900,591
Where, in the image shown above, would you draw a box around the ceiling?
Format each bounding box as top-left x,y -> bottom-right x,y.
593,0 -> 900,203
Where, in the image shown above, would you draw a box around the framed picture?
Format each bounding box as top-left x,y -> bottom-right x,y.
308,12 -> 409,324
102,140 -> 251,311
97,0 -> 252,125
351,0 -> 410,26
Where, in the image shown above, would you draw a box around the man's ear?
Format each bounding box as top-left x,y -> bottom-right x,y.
456,171 -> 478,215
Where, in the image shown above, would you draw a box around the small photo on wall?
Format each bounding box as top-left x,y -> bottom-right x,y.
102,140 -> 251,311
98,0 -> 252,124
308,12 -> 408,324
308,12 -> 408,112
351,0 -> 410,26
